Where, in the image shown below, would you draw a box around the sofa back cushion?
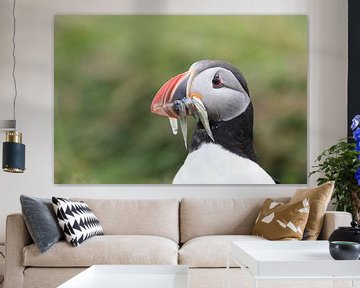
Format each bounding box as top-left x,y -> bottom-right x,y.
180,198 -> 289,243
72,198 -> 179,243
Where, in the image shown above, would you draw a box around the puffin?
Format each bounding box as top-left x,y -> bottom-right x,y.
150,60 -> 276,184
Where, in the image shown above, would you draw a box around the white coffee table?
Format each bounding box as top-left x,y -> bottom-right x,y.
58,265 -> 189,288
228,241 -> 360,288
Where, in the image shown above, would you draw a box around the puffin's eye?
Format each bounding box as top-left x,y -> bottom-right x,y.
212,72 -> 224,88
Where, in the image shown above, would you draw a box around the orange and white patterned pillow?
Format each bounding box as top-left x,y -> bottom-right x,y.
252,198 -> 310,240
290,181 -> 334,240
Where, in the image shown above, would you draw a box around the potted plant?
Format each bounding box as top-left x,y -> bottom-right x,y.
310,115 -> 360,222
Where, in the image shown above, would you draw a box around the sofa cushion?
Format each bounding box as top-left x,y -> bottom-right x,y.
179,235 -> 267,268
180,198 -> 289,243
72,199 -> 179,243
23,235 -> 178,267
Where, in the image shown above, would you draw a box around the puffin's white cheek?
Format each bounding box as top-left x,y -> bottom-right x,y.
204,90 -> 250,122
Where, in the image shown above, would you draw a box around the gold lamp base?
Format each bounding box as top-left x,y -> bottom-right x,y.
3,167 -> 24,173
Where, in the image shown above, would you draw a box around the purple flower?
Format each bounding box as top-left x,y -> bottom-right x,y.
354,128 -> 360,142
357,142 -> 360,152
352,115 -> 360,130
356,168 -> 360,186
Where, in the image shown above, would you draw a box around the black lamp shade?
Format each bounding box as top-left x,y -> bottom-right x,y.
3,142 -> 25,173
2,131 -> 25,173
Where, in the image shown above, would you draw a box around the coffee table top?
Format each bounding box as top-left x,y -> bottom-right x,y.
58,265 -> 189,288
231,240 -> 360,278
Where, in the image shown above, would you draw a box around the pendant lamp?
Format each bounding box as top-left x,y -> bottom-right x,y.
1,0 -> 25,173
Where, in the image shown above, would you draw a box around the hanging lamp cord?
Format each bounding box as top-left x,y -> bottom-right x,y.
11,0 -> 17,129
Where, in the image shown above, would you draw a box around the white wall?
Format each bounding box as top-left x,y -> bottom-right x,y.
0,0 -> 348,242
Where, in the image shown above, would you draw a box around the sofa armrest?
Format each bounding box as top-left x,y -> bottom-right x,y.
4,213 -> 33,288
318,211 -> 352,240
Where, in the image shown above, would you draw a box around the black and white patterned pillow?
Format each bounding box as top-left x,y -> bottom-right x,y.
52,197 -> 104,247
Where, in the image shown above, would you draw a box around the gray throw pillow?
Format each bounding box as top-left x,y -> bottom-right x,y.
20,195 -> 64,253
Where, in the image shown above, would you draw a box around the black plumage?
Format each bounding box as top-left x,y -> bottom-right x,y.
190,103 -> 258,163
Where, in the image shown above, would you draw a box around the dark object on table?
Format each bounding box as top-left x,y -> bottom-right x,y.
329,241 -> 360,260
328,221 -> 360,244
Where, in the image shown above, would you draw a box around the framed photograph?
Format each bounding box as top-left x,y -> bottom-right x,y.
54,15 -> 307,184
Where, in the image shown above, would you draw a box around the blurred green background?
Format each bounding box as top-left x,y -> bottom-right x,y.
54,15 -> 307,184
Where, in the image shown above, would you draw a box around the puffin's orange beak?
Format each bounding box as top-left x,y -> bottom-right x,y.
150,71 -> 189,118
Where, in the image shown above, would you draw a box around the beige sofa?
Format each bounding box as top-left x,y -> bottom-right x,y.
4,198 -> 352,288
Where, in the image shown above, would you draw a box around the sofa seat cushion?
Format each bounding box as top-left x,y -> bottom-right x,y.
179,235 -> 267,268
23,235 -> 179,267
